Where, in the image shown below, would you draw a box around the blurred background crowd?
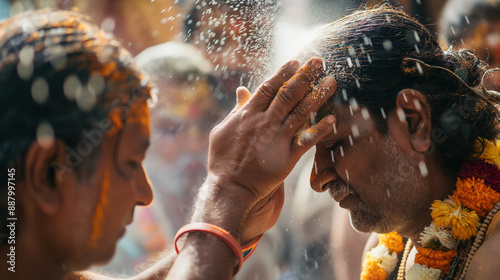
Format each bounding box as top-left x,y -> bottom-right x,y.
1,0 -> 499,279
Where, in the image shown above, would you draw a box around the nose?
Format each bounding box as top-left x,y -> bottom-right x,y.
136,164 -> 153,206
310,142 -> 339,193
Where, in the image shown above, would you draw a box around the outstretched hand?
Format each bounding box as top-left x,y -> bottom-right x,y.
206,58 -> 337,241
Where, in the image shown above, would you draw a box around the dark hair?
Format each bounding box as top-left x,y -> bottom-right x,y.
0,9 -> 150,245
313,5 -> 500,175
439,0 -> 500,46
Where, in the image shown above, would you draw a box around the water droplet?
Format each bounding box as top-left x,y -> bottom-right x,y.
101,17 -> 115,33
76,87 -> 96,112
383,39 -> 393,51
413,30 -> 420,43
17,61 -> 33,80
465,16 -> 470,25
342,89 -> 348,101
63,75 -> 82,100
396,107 -> 406,122
19,45 -> 34,66
450,26 -> 456,36
348,135 -> 353,146
416,62 -> 423,75
361,108 -> 370,120
331,150 -> 335,162
380,108 -> 386,119
419,161 -> 429,177
347,57 -> 353,68
31,77 -> 49,104
339,146 -> 344,157
413,98 -> 422,110
386,188 -> 391,197
314,161 -> 318,175
348,46 -> 356,56
363,36 -> 370,45
345,169 -> 349,180
367,54 -> 372,63
36,121 -> 55,149
88,74 -> 105,96
48,45 -> 67,70
351,124 -> 360,138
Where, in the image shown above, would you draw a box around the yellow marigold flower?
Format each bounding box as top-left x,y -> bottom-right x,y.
476,139 -> 500,169
378,232 -> 404,254
414,247 -> 457,273
431,196 -> 479,240
361,252 -> 388,280
454,177 -> 500,217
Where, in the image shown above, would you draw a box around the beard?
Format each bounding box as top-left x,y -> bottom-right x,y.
349,135 -> 431,234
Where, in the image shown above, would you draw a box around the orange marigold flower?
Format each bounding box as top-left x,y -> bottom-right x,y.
414,248 -> 458,273
378,232 -> 404,254
454,177 -> 500,217
431,196 -> 479,240
361,254 -> 388,280
476,139 -> 500,169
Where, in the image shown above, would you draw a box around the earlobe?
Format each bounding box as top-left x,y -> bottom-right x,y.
24,140 -> 67,214
396,89 -> 432,153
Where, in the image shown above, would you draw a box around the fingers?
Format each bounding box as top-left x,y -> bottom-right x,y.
267,57 -> 325,119
292,115 -> 336,156
235,86 -> 251,110
249,60 -> 300,110
283,76 -> 337,132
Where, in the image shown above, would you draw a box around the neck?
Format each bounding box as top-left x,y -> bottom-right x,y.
407,160 -> 458,245
0,229 -> 66,280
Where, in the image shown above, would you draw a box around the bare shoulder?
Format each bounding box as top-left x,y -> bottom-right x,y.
466,211 -> 500,279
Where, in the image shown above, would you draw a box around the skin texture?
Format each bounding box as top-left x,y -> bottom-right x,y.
1,58 -> 336,280
0,103 -> 153,280
311,90 -> 456,244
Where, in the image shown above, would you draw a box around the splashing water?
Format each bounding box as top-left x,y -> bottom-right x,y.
31,77 -> 49,104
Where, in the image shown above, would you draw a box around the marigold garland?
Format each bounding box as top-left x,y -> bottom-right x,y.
379,231 -> 405,253
459,159 -> 500,192
361,254 -> 389,280
454,177 -> 500,216
361,231 -> 403,280
414,247 -> 457,273
431,196 -> 479,240
360,138 -> 500,280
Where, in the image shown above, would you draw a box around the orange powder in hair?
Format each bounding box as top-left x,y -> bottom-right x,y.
107,101 -> 150,136
88,171 -> 110,247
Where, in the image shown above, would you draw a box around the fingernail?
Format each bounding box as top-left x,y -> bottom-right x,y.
290,60 -> 300,69
311,58 -> 323,69
322,77 -> 335,88
325,115 -> 335,123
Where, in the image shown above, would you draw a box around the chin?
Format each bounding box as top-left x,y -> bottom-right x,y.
349,210 -> 388,233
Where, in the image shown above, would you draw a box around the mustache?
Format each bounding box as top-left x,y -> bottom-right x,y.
328,180 -> 355,199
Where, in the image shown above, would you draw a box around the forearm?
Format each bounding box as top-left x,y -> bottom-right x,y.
166,178 -> 256,280
65,247 -> 177,280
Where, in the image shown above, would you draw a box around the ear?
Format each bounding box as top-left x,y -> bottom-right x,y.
24,140 -> 68,214
394,89 -> 432,153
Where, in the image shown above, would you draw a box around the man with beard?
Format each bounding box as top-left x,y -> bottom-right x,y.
307,5 -> 500,280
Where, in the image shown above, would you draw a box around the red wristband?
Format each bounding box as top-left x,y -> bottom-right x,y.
174,222 -> 243,274
242,234 -> 263,262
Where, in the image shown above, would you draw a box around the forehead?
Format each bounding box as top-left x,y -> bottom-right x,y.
317,101 -> 378,138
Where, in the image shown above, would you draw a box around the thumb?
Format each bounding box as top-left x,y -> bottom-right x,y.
235,86 -> 251,110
